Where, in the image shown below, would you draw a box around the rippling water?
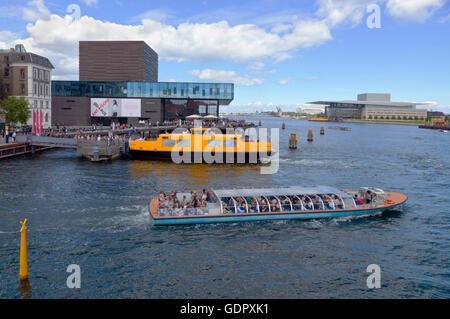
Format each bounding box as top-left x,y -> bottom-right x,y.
0,116 -> 449,298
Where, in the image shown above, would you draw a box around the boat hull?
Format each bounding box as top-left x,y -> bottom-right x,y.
130,150 -> 271,163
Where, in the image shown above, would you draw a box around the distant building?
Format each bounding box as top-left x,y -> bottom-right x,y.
427,111 -> 445,117
0,44 -> 54,128
52,41 -> 233,126
310,93 -> 427,120
296,105 -> 325,115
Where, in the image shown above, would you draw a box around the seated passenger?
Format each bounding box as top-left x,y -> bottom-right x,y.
236,199 -> 246,213
223,202 -> 232,214
259,198 -> 270,212
282,197 -> 291,211
249,199 -> 258,213
271,198 -> 280,212
313,197 -> 322,210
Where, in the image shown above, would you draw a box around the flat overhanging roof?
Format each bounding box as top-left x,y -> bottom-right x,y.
309,100 -> 428,107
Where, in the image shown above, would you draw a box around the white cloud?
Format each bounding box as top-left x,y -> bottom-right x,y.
22,0 -> 50,21
24,14 -> 332,65
439,13 -> 450,23
80,0 -> 99,7
304,76 -> 320,81
278,77 -> 292,85
386,0 -> 447,23
190,69 -> 263,87
129,8 -> 175,23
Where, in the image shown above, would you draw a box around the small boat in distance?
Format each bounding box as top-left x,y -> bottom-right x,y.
328,126 -> 351,131
149,186 -> 407,226
308,117 -> 328,122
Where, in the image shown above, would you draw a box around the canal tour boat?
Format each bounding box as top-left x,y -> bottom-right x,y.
129,128 -> 272,163
149,186 -> 407,226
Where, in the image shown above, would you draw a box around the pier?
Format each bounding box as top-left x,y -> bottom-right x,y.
2,121 -> 257,161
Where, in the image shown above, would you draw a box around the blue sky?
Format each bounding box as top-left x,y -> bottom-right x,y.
1,0 -> 449,112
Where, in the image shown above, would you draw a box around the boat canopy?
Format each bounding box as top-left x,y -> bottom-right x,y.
212,186 -> 356,209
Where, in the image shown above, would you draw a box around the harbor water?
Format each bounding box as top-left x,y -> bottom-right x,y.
0,116 -> 449,298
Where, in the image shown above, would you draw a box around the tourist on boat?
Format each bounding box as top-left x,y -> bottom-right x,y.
202,189 -> 209,202
331,195 -> 342,209
236,199 -> 246,213
259,198 -> 270,212
223,201 -> 232,214
282,197 -> 291,211
313,197 -> 322,210
366,190 -> 374,205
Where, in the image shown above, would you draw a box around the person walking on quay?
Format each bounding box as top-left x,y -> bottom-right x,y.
12,131 -> 16,143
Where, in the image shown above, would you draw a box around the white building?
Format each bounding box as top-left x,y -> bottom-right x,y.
0,44 -> 54,128
297,105 -> 325,115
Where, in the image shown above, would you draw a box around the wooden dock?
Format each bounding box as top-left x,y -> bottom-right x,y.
0,142 -> 52,160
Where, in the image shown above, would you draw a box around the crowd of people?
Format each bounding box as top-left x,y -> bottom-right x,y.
158,189 -> 211,217
222,194 -> 345,214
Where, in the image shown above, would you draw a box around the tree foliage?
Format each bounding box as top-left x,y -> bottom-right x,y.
0,96 -> 31,125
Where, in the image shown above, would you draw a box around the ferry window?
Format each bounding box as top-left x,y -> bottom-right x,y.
162,139 -> 175,147
207,140 -> 222,148
177,139 -> 190,147
224,140 -> 237,148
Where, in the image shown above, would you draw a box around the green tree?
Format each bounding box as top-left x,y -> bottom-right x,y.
0,96 -> 31,125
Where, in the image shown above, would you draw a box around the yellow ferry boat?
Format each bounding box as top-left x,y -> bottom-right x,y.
308,117 -> 328,122
129,128 -> 272,163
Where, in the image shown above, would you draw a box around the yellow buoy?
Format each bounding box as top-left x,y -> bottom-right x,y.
19,219 -> 28,281
307,130 -> 313,142
289,134 -> 298,149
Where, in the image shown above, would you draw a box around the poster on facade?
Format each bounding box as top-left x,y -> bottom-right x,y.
90,98 -> 141,117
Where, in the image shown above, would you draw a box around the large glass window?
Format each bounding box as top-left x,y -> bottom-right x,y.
207,140 -> 222,148
162,139 -> 175,147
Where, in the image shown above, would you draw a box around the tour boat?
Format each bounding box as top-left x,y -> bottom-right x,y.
149,186 -> 407,226
129,128 -> 272,163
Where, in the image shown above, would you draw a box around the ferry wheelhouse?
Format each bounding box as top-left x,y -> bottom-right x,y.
129,128 -> 271,163
149,186 -> 407,226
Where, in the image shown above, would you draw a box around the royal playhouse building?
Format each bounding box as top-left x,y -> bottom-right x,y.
51,41 -> 234,126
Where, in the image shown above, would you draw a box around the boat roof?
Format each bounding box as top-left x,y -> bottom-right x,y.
212,186 -> 350,198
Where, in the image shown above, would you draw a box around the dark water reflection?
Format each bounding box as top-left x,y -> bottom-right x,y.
0,116 -> 449,298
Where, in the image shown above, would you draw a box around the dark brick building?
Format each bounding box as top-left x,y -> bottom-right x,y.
79,41 -> 158,82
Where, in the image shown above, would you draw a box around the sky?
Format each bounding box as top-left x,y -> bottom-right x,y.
0,0 -> 449,113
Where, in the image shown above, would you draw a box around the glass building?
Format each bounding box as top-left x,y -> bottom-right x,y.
52,81 -> 234,126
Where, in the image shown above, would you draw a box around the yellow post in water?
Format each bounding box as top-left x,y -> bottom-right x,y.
19,219 -> 28,281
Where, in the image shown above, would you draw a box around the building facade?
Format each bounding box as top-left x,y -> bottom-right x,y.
310,93 -> 427,120
0,44 -> 54,128
79,41 -> 158,82
52,81 -> 233,126
52,41 -> 233,126
296,105 -> 325,115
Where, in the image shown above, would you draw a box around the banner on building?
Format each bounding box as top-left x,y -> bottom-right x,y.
90,98 -> 141,117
